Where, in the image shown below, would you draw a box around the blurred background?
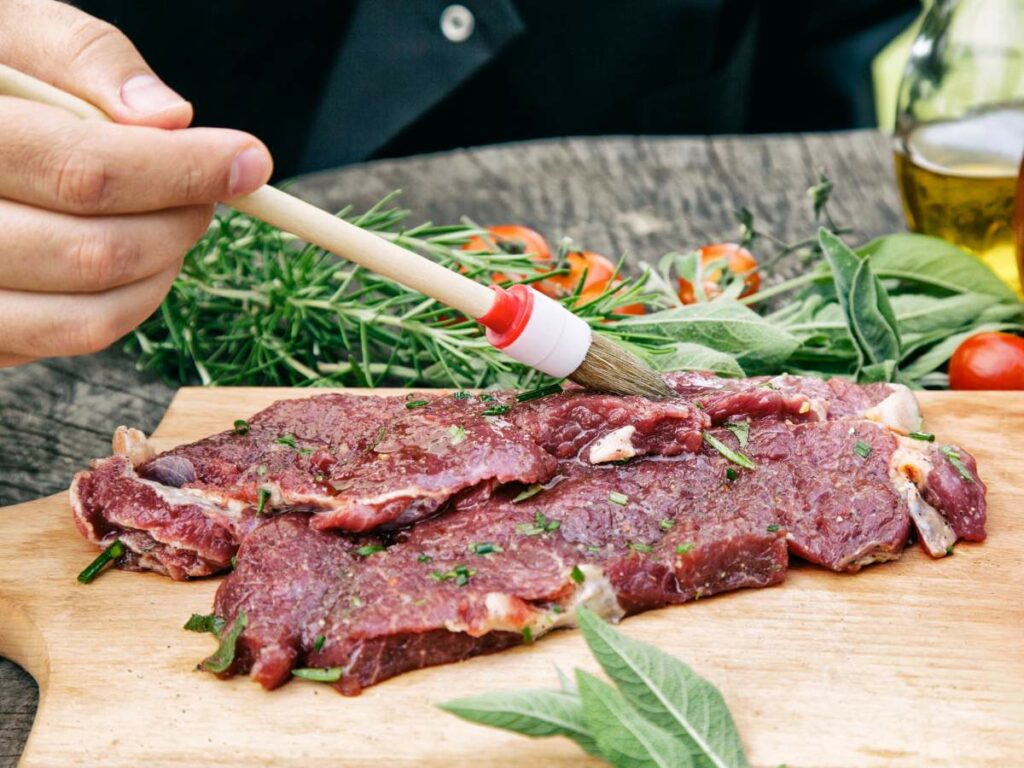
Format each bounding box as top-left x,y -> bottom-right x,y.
79,0 -> 920,178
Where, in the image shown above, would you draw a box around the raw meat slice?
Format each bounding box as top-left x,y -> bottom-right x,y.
209,414 -> 974,695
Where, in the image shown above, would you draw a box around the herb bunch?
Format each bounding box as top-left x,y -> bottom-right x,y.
441,607 -> 749,768
127,193 -> 664,390
128,183 -> 1024,390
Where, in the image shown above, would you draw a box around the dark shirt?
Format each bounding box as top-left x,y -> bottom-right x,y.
80,0 -> 917,177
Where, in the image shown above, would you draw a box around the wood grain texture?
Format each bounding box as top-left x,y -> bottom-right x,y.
0,387 -> 1021,768
0,130 -> 909,765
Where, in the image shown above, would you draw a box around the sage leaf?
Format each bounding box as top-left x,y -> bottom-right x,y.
850,257 -> 901,364
577,670 -> 695,768
645,342 -> 745,378
857,233 -> 1018,301
577,608 -> 748,768
439,689 -> 601,757
613,300 -> 798,372
888,292 -> 999,335
901,322 -> 1024,380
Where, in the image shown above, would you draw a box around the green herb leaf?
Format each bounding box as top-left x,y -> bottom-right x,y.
577,607 -> 749,768
431,564 -> 477,586
522,627 -> 534,645
516,383 -> 564,402
576,669 -> 696,768
725,468 -> 738,482
452,391 -> 473,400
570,565 -> 586,584
517,511 -> 562,536
201,609 -> 248,674
702,432 -> 755,470
675,542 -> 695,555
940,445 -> 975,483
417,553 -> 433,564
609,492 -> 629,506
356,544 -> 386,558
766,524 -> 780,533
908,431 -> 935,442
232,419 -> 249,435
405,399 -> 430,409
77,539 -> 125,584
314,635 -> 326,652
447,425 -> 467,444
642,342 -> 745,378
723,421 -> 750,448
481,404 -> 512,416
470,542 -> 504,555
292,667 -> 343,682
628,542 -> 653,554
513,484 -> 544,503
854,441 -> 872,459
255,488 -> 271,516
274,433 -> 299,449
439,689 -> 601,758
183,613 -> 225,634
659,519 -> 676,532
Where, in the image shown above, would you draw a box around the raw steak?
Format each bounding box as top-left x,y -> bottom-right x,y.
208,413 -> 981,694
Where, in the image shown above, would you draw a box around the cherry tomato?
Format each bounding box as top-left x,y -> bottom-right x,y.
948,331 -> 1024,390
543,251 -> 645,315
462,225 -> 552,262
677,243 -> 760,304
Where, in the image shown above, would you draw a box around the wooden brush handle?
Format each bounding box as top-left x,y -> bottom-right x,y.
0,63 -> 496,319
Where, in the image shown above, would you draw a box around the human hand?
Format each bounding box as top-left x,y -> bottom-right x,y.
0,0 -> 273,366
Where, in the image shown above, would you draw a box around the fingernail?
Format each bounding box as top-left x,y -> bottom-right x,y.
228,147 -> 272,196
120,74 -> 187,114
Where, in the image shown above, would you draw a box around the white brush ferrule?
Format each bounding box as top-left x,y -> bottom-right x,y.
482,286 -> 592,378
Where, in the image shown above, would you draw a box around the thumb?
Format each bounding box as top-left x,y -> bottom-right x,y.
0,1 -> 193,129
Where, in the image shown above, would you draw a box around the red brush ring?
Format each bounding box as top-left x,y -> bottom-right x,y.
477,285 -> 534,349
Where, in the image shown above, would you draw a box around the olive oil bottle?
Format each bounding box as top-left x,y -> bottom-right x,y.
894,106 -> 1024,294
893,0 -> 1024,296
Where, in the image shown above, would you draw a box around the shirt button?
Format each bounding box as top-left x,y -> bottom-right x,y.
440,4 -> 475,43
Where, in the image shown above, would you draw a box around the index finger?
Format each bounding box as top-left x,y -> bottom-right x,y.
0,98 -> 273,214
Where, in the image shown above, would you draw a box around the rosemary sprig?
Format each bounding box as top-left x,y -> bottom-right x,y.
127,196 -> 670,390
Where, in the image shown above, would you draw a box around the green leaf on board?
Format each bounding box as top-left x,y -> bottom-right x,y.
577,670 -> 695,768
439,689 -> 601,757
577,608 -> 749,768
200,609 -> 248,674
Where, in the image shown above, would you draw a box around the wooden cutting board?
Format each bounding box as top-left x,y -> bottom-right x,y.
2,388 -> 1022,767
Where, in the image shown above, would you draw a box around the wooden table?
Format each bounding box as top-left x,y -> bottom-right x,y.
0,130 -> 906,766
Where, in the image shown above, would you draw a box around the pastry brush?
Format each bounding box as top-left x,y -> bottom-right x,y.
0,63 -> 673,399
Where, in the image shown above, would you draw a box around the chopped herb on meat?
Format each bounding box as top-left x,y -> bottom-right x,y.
570,565 -> 586,583
767,524 -> 781,533
854,441 -> 872,458
447,425 -> 467,445
355,545 -> 386,558
703,431 -> 756,470
431,564 -> 476,586
255,488 -> 271,516
659,518 -> 676,532
469,542 -> 503,555
232,419 -> 250,435
628,541 -> 653,553
909,431 -> 935,442
941,445 -> 975,483
676,542 -> 695,555
516,511 -> 561,536
512,484 -> 544,503
481,404 -> 512,416
516,383 -> 563,402
724,420 -> 750,448
314,635 -> 326,652
608,492 -> 629,506
405,399 -> 430,409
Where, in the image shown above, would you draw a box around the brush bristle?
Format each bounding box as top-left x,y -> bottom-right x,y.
567,333 -> 675,398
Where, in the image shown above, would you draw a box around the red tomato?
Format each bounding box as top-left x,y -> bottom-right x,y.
677,243 -> 761,304
543,251 -> 645,316
948,332 -> 1024,390
462,225 -> 552,262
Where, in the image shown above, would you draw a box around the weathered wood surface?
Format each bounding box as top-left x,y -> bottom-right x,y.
2,387 -> 1022,767
0,130 -> 906,767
